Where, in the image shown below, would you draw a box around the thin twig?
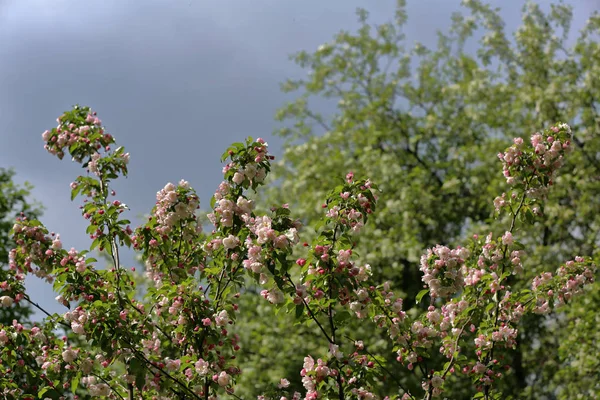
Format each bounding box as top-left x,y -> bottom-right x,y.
343,334 -> 415,399
23,295 -> 70,329
91,372 -> 126,400
285,274 -> 334,344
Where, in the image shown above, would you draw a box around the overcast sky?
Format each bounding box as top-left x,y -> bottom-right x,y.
0,0 -> 595,320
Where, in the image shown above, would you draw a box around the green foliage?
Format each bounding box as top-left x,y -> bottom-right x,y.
2,2 -> 600,399
233,1 -> 600,398
0,168 -> 42,325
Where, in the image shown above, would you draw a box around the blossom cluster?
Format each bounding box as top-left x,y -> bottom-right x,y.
132,181 -> 203,284
153,180 -> 201,235
301,355 -> 333,399
531,256 -> 596,314
497,123 -> 572,193
42,106 -> 130,176
42,107 -> 109,159
9,217 -> 55,281
420,245 -> 469,298
2,108 -> 598,400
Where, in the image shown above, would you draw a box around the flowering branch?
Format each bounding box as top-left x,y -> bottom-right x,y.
0,108 -> 595,400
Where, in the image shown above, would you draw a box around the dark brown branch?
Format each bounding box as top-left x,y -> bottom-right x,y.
23,295 -> 70,329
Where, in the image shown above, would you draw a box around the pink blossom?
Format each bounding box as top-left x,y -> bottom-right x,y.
51,236 -> 62,250
214,310 -> 230,326
473,362 -> 486,374
303,355 -> 315,372
71,322 -> 85,335
195,358 -> 209,375
222,235 -> 240,250
501,231 -> 513,246
273,235 -> 289,249
329,343 -> 343,359
278,378 -> 290,388
165,358 -> 181,372
62,348 -> 77,363
0,330 -> 8,344
0,296 -> 13,308
232,172 -> 245,184
267,289 -> 284,304
217,371 -> 230,387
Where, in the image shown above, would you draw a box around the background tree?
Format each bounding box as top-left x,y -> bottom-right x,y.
233,1 -> 600,398
0,168 -> 45,395
0,168 -> 42,325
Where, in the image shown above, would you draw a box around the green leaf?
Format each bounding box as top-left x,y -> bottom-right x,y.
130,357 -> 146,391
71,184 -> 82,200
415,289 -> 429,304
524,208 -> 535,224
512,241 -> 525,250
333,310 -> 352,326
71,373 -> 80,393
38,387 -> 51,398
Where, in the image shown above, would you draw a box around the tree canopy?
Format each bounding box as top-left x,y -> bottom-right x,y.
235,1 -> 600,398
1,1 -> 599,399
0,168 -> 42,325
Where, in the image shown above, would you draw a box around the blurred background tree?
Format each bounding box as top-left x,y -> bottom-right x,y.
232,1 -> 600,398
0,168 -> 42,325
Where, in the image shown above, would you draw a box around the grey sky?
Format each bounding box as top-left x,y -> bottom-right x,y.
0,0 -> 594,320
